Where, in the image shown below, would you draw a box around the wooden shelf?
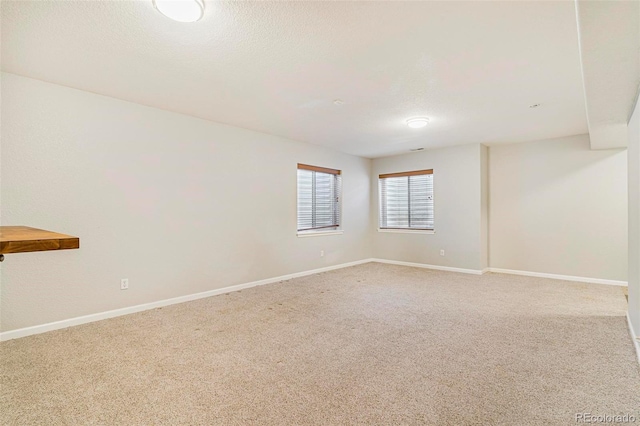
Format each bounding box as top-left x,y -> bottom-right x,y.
0,226 -> 79,254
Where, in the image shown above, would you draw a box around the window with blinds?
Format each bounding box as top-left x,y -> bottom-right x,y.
379,169 -> 434,230
297,164 -> 342,232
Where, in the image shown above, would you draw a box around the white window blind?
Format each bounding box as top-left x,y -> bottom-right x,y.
297,164 -> 342,232
379,169 -> 434,230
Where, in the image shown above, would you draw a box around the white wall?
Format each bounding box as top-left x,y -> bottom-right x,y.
371,143 -> 486,271
628,94 -> 640,336
489,134 -> 627,281
0,73 -> 373,332
480,145 -> 489,270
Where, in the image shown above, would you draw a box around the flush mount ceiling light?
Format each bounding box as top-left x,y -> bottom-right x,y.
153,0 -> 204,22
406,117 -> 430,129
529,103 -> 541,108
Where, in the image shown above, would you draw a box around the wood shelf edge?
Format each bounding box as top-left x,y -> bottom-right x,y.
0,226 -> 80,255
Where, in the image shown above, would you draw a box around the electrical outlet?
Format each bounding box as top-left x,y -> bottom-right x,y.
320,250 -> 325,257
120,278 -> 129,290
440,249 -> 445,256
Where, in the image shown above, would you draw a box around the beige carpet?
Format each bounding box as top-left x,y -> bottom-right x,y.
1,263 -> 639,425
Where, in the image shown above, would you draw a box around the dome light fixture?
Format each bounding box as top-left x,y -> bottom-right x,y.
406,117 -> 430,129
153,0 -> 204,22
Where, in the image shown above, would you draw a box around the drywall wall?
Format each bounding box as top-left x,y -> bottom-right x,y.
480,145 -> 489,270
0,73 -> 372,332
371,143 -> 486,271
489,134 -> 627,281
628,94 -> 640,335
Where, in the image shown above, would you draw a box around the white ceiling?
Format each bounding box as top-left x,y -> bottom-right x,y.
2,0 -> 589,158
576,0 -> 640,150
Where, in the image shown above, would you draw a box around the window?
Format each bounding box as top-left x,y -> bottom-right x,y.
379,169 -> 434,230
297,164 -> 342,233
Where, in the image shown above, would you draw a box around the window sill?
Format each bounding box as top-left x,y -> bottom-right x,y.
297,230 -> 344,238
377,228 -> 435,235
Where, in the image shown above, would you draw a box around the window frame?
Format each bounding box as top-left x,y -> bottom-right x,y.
296,163 -> 343,236
378,169 -> 434,232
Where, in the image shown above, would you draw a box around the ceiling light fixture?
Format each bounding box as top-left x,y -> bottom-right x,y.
410,148 -> 424,152
333,99 -> 344,106
153,0 -> 204,22
529,103 -> 541,108
406,117 -> 430,128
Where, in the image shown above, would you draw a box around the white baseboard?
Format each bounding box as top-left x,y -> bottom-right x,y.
486,267 -> 627,287
626,313 -> 640,365
0,258 -> 374,342
370,258 -> 484,275
1,258 -> 628,342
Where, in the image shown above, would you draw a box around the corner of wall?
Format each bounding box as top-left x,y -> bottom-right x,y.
480,144 -> 489,270
628,91 -> 640,335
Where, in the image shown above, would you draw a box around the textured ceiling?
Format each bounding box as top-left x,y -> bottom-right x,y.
1,0 -> 588,158
576,0 -> 640,150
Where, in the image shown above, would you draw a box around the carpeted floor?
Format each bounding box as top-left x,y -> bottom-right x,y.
1,263 -> 639,425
